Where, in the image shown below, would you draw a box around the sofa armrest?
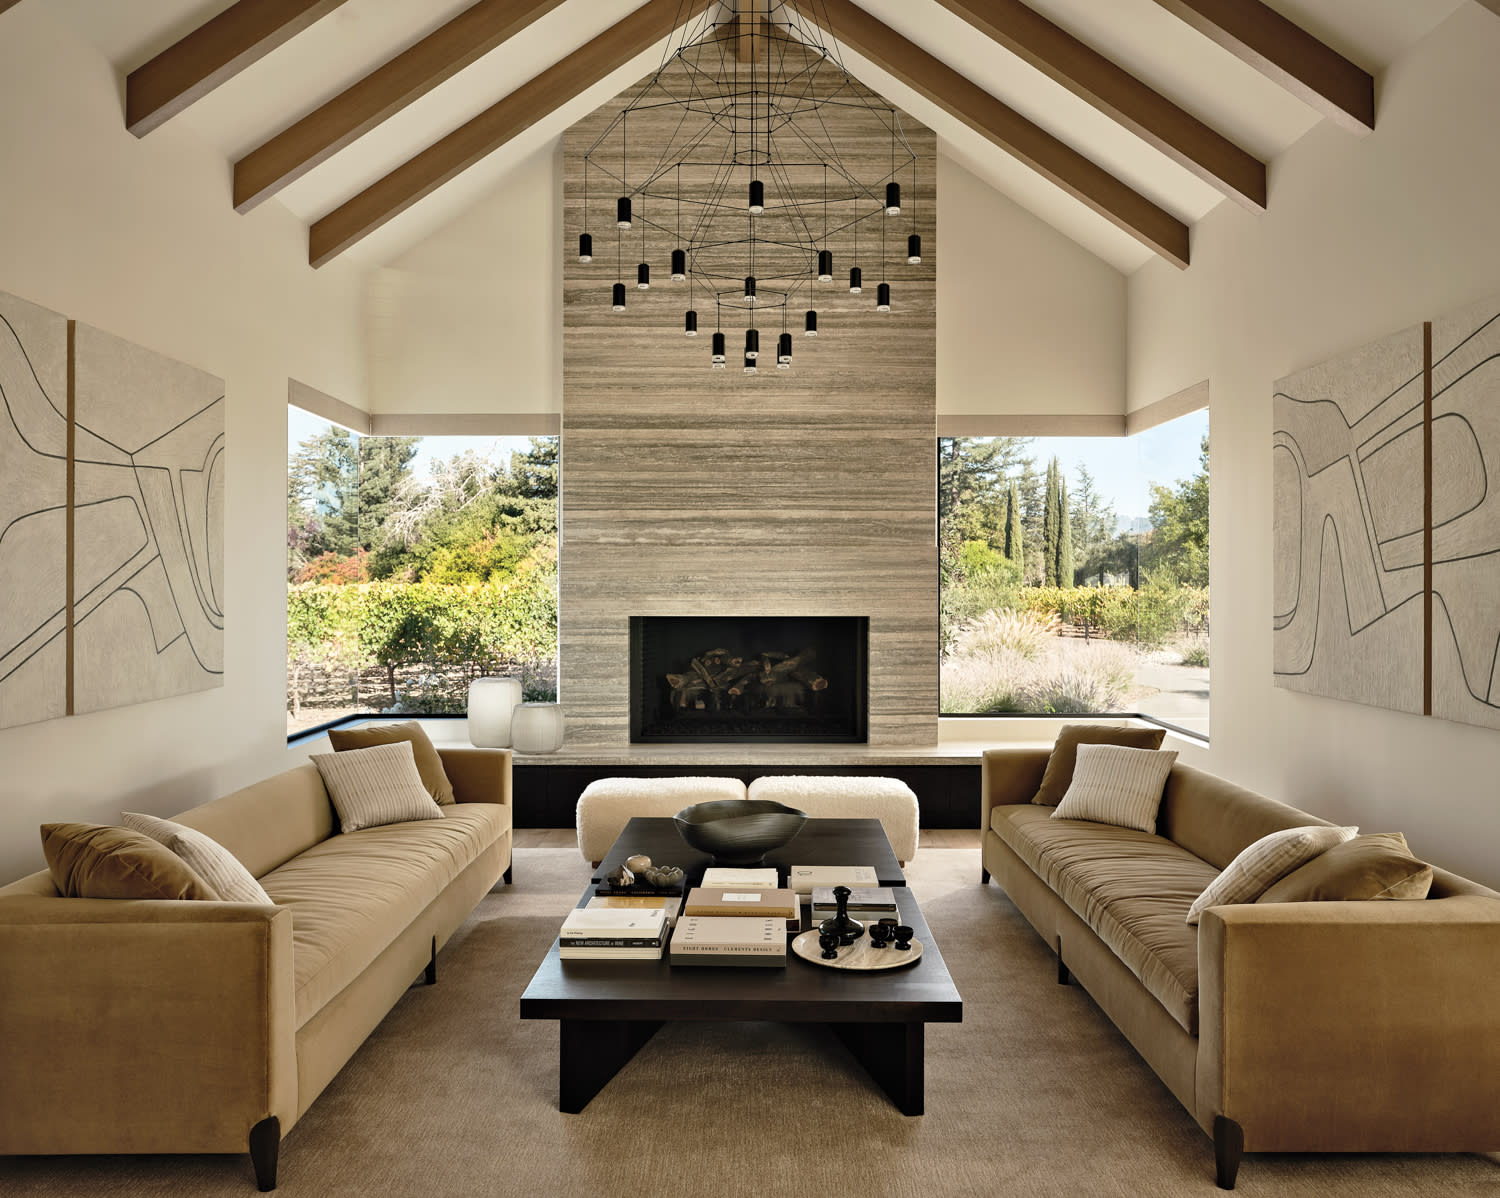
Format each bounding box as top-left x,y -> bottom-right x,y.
438,746 -> 513,807
980,747 -> 1050,832
0,897 -> 297,1155
1196,896 -> 1500,1152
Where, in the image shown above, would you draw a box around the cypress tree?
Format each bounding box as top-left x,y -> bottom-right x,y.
1042,457 -> 1060,587
1004,481 -> 1023,576
1057,477 -> 1074,588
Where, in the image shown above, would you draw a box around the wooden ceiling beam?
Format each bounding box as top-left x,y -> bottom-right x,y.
933,0 -> 1265,210
126,0 -> 351,137
1472,0 -> 1500,16
308,0 -> 715,268
0,2 -> 26,16
234,0 -> 569,213
1149,0 -> 1374,133
788,0 -> 1190,269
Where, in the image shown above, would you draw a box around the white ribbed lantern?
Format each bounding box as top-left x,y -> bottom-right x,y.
511,702 -> 565,754
467,676 -> 523,747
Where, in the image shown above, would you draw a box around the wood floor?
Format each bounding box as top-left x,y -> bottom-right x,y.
513,828 -> 980,850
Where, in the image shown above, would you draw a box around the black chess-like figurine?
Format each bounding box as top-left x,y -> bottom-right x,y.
818,931 -> 840,960
818,884 -> 865,944
868,922 -> 890,949
893,924 -> 914,951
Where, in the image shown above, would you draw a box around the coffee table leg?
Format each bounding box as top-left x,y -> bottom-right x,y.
558,1018 -> 662,1113
832,1021 -> 925,1115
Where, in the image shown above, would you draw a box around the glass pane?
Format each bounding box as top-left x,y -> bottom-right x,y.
939,411 -> 1208,735
286,409 -> 558,736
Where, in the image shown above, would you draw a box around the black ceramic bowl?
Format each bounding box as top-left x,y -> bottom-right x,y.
673,799 -> 808,866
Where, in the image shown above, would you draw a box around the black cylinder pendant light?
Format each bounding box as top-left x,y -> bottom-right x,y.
777,332 -> 793,368
849,266 -> 862,295
745,328 -> 760,359
637,261 -> 650,290
805,309 -> 818,337
876,282 -> 891,312
711,331 -> 726,367
748,179 -> 765,214
578,232 -> 593,263
744,275 -> 757,304
744,356 -> 758,374
611,282 -> 626,312
616,196 -> 631,229
684,309 -> 698,336
671,248 -> 686,280
817,249 -> 833,281
907,233 -> 922,264
885,182 -> 901,215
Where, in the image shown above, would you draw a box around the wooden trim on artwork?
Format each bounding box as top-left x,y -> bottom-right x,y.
937,414 -> 1126,437
1124,379 -> 1209,434
65,320 -> 75,717
1423,320 -> 1433,716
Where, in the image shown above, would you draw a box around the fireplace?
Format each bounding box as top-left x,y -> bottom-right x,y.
630,616 -> 869,743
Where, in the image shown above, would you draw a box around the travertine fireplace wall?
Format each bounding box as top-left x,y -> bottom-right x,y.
559,60 -> 937,748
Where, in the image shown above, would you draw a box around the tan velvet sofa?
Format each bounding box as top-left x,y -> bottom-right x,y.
981,746 -> 1500,1189
0,746 -> 512,1191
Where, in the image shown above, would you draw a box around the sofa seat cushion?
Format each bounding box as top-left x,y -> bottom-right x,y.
993,805 -> 1218,1034
259,804 -> 510,1027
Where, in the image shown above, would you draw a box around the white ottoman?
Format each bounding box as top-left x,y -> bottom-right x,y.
748,775 -> 920,862
576,776 -> 747,863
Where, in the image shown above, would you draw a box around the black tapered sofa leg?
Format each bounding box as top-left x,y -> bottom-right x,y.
249,1116 -> 280,1192
425,935 -> 438,985
1214,1116 -> 1244,1189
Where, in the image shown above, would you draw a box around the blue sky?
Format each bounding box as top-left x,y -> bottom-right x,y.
287,405 -> 538,481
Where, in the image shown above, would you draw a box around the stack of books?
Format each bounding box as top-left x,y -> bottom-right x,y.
670,915 -> 787,967
787,864 -> 879,895
700,866 -> 780,889
809,886 -> 899,928
585,894 -> 683,927
558,907 -> 668,960
683,886 -> 802,932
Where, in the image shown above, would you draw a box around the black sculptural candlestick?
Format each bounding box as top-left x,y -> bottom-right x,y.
818,884 -> 865,944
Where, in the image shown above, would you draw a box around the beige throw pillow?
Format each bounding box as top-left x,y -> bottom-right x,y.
122,811 -> 273,905
311,740 -> 445,832
1032,724 -> 1168,806
1050,744 -> 1178,833
326,720 -> 455,806
41,822 -> 219,901
1187,824 -> 1358,925
1258,832 -> 1433,903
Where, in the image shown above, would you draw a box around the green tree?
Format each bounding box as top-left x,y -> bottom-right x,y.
1003,481 -> 1023,576
504,437 -> 559,499
355,436 -> 419,551
1057,477 -> 1074,589
1142,433 -> 1209,587
1017,458 -> 1045,586
939,436 -> 1029,545
290,427 -> 361,556
1070,463 -> 1117,585
1042,457 -> 1060,587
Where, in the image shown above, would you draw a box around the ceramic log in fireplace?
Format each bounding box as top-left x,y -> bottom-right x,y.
630,616 -> 868,743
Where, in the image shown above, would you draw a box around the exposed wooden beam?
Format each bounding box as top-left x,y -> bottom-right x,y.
1149,0 -> 1374,133
308,0 -> 714,267
127,0 -> 351,136
1472,0 -> 1500,16
0,1 -> 27,15
932,0 -> 1265,210
789,0 -> 1190,269
234,0 -> 568,212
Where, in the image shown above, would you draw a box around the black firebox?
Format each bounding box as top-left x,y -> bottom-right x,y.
630,615 -> 869,743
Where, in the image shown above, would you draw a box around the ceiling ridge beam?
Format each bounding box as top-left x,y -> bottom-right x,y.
307,0 -> 716,268
932,0 -> 1265,210
233,0 -> 569,213
788,0 -> 1190,269
126,0 -> 352,137
1149,0 -> 1374,133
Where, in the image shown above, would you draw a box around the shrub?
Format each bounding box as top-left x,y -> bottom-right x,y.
951,608 -> 1057,661
1018,643 -> 1136,713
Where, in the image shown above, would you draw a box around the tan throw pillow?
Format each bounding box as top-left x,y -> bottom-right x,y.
311,740 -> 446,832
122,812 -> 273,905
327,720 -> 455,806
1050,744 -> 1178,833
1258,832 -> 1433,903
1187,824 -> 1359,925
40,822 -> 219,901
1032,724 -> 1167,805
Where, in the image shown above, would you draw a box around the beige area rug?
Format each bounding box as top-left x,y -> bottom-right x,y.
3,847 -> 1496,1197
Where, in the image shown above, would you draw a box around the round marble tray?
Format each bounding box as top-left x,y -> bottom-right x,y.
790,929 -> 923,971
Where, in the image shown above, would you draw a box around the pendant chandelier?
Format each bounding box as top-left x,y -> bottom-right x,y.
573,1 -> 923,373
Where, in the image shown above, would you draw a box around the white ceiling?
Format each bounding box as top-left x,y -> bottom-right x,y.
41,0 -> 1470,273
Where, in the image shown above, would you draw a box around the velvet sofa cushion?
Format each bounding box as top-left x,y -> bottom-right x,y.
311,741 -> 446,832
40,822 -> 220,901
1051,744 -> 1177,832
122,812 -> 273,905
1032,724 -> 1167,806
1259,832 -> 1433,903
327,721 -> 455,806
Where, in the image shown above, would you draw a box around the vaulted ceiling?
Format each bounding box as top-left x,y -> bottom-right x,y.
33,0 -> 1478,273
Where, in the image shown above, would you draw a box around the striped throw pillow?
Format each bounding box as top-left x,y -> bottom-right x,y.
1050,743 -> 1178,833
1186,824 -> 1359,925
123,811 -> 272,905
311,740 -> 446,832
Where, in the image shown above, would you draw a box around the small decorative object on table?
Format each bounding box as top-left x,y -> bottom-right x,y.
673,799 -> 807,866
511,701 -> 565,753
818,884 -> 865,944
595,862 -> 685,897
791,926 -> 924,971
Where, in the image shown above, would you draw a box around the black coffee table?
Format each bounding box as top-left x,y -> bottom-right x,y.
521,822 -> 960,1115
591,816 -> 906,886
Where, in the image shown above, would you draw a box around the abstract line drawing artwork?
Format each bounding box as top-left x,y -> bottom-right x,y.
1272,325 -> 1426,714
1430,294 -> 1500,731
72,324 -> 224,715
0,291 -> 68,730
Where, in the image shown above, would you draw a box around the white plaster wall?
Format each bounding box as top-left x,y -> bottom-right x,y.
1127,5 -> 1500,888
364,142 -> 563,416
938,153 -> 1126,418
0,8 -> 368,883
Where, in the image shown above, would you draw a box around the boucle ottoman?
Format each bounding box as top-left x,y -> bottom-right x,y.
748,775 -> 919,862
576,776 -> 747,863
